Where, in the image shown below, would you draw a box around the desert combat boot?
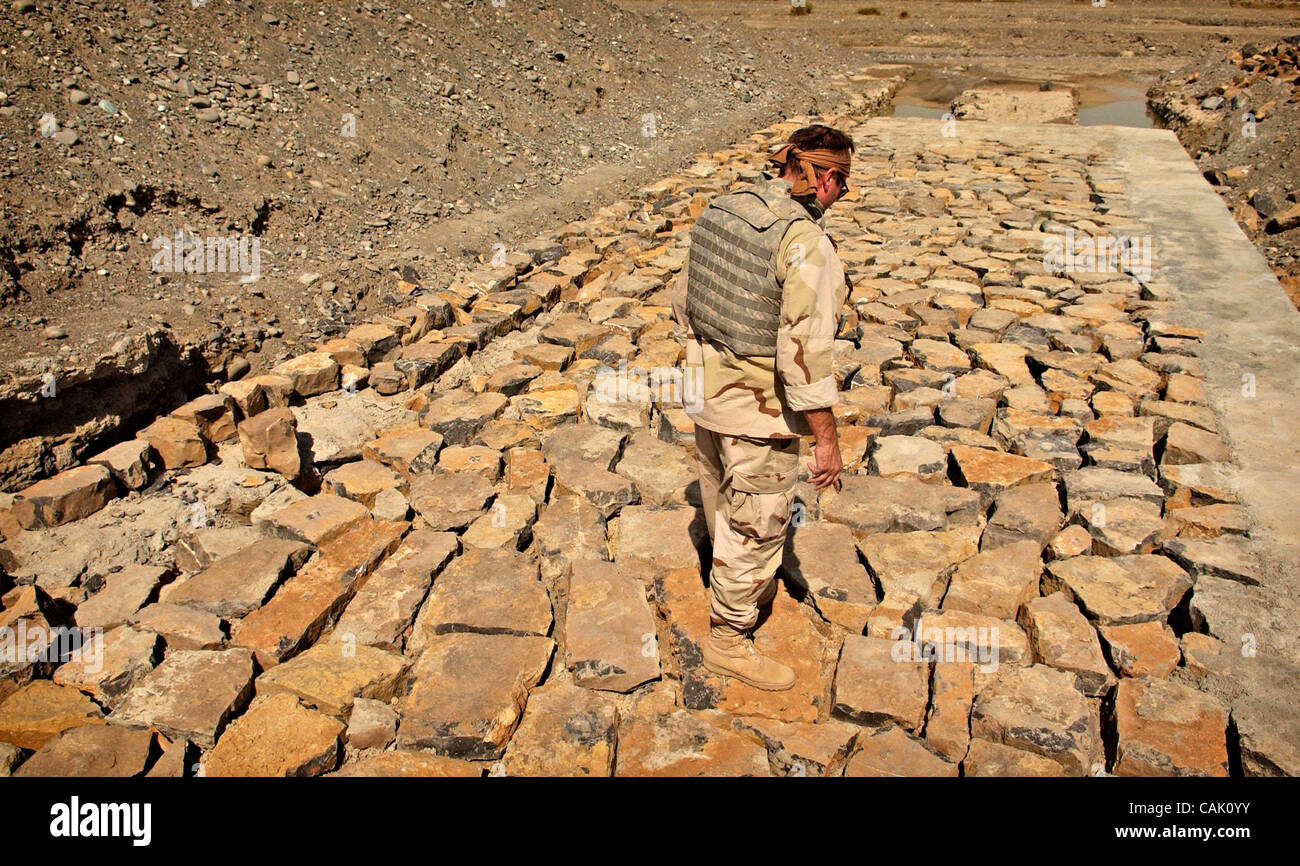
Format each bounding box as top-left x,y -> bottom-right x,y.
701,621 -> 796,691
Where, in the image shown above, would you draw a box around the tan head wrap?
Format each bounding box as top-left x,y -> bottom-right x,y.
767,144 -> 852,197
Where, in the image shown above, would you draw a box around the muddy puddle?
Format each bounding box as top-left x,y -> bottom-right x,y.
889,65 -> 1159,128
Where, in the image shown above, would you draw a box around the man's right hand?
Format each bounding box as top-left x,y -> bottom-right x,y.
802,406 -> 842,490
808,435 -> 843,491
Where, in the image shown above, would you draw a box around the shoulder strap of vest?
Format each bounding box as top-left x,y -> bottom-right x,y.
706,180 -> 813,231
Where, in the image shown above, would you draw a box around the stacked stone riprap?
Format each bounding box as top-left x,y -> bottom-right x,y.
0,87 -> 1290,777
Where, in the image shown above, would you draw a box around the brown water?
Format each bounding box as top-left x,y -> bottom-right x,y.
890,67 -> 1158,129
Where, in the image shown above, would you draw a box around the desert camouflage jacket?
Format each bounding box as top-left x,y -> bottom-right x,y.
671,189 -> 846,439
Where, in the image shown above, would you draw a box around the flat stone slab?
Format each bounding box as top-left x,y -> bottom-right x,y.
1086,415 -> 1156,454
833,635 -> 931,732
1112,677 -> 1229,777
612,504 -> 702,585
129,603 -> 226,651
843,726 -> 959,778
0,681 -> 105,750
935,396 -> 997,433
396,340 -> 462,387
502,682 -> 618,777
1044,554 -> 1192,626
271,352 -> 339,397
1098,621 -> 1180,678
950,445 -> 1055,508
397,632 -> 553,759
942,540 -> 1042,620
551,456 -> 639,519
515,341 -> 574,371
52,625 -> 161,708
260,494 -> 371,546
13,464 -> 116,529
614,430 -> 695,505
539,316 -> 613,354
783,521 -> 876,632
565,559 -> 660,692
436,444 -> 503,482
1163,535 -> 1261,585
166,539 -> 311,619
87,439 -> 152,491
533,494 -> 608,587
408,548 -> 550,652
870,435 -> 947,482
1165,503 -> 1250,539
332,529 -> 459,653
421,389 -> 508,446
1163,422 -> 1229,465
1159,462 -> 1238,506
963,738 -> 1067,777
925,661 -> 975,763
1080,497 -> 1166,556
15,723 -> 154,777
486,362 -> 543,396
909,338 -> 972,374
970,663 -> 1101,776
914,607 -> 1031,666
109,648 -> 256,749
970,343 -> 1034,387
857,529 -> 979,608
459,492 -> 536,551
408,473 -> 494,531
1062,467 -> 1164,514
511,388 -> 582,429
330,751 -> 482,777
731,717 -> 861,777
1020,592 -> 1115,697
324,460 -> 406,507
255,642 -> 410,718
820,475 -> 981,535
204,692 -> 344,777
504,446 -> 550,503
233,520 -> 408,669
362,427 -> 444,476
614,686 -> 770,777
74,564 -> 167,629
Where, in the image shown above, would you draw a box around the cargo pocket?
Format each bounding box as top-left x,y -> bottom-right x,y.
725,486 -> 794,542
729,436 -> 800,496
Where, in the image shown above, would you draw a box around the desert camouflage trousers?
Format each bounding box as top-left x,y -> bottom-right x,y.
694,424 -> 801,632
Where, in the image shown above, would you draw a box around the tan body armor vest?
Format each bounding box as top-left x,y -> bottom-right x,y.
684,178 -> 818,358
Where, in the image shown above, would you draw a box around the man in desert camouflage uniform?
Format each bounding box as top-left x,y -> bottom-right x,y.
671,124 -> 853,691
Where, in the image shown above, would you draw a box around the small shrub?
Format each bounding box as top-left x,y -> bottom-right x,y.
858,6 -> 881,14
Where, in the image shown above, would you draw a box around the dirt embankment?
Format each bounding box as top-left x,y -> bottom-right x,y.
1147,35 -> 1300,306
